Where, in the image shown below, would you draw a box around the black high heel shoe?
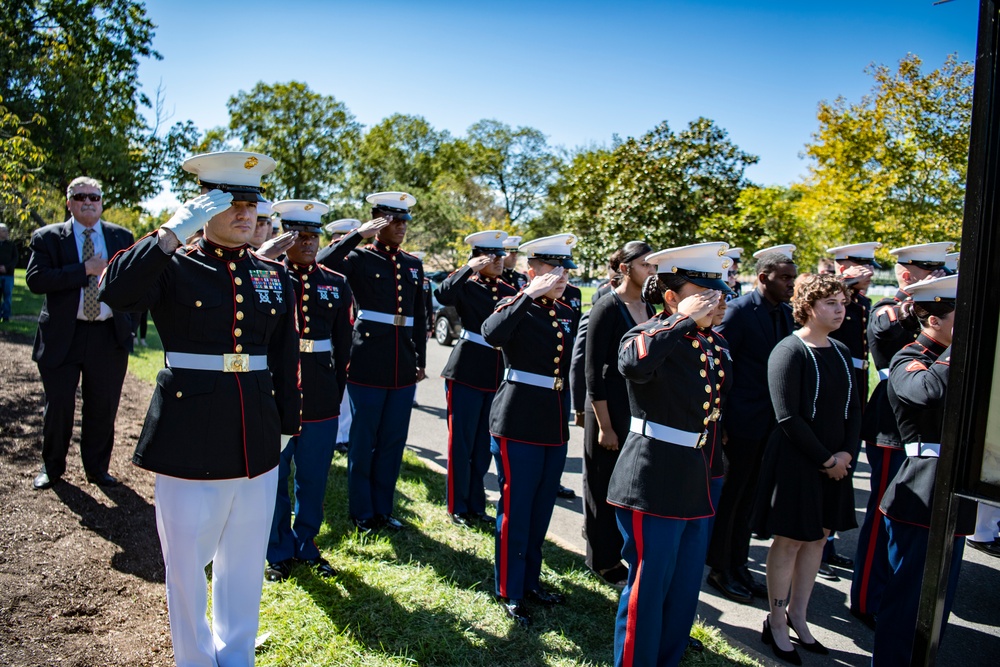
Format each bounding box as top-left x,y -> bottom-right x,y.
762,615 -> 802,665
786,612 -> 830,655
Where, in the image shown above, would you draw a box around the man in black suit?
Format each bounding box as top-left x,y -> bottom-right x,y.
705,251 -> 797,602
26,176 -> 135,490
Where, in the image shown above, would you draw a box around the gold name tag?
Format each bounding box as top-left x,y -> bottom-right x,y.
299,339 -> 315,353
223,353 -> 250,372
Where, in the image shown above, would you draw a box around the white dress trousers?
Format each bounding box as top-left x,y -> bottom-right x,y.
155,467 -> 278,667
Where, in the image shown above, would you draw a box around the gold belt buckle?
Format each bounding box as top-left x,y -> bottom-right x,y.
861,360 -> 869,370
553,377 -> 564,391
697,431 -> 708,449
299,339 -> 315,353
393,314 -> 407,326
223,353 -> 250,372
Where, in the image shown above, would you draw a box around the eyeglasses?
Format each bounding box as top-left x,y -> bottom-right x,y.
71,193 -> 102,202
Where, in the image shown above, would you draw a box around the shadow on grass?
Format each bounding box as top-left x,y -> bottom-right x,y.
284,452 -> 619,666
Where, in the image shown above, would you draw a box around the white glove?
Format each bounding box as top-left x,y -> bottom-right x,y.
280,434 -> 293,451
161,190 -> 233,241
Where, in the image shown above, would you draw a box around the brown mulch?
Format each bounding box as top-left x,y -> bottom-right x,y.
0,330 -> 173,666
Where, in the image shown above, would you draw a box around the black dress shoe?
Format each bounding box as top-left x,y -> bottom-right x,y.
378,514 -> 404,530
556,485 -> 576,499
817,562 -> 840,581
850,606 -> 877,630
526,586 -> 565,605
448,512 -> 470,527
265,559 -> 294,582
85,472 -> 119,487
353,517 -> 380,534
499,597 -> 531,627
786,612 -> 829,655
687,636 -> 704,653
967,538 -> 1000,558
594,563 -> 630,589
762,615 -> 802,665
301,556 -> 337,578
33,472 -> 59,490
826,552 -> 854,569
706,569 -> 753,604
737,565 -> 769,598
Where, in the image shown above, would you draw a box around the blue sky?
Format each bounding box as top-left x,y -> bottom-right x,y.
139,0 -> 978,211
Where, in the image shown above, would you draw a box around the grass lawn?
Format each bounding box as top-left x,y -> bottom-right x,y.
3,268 -> 761,666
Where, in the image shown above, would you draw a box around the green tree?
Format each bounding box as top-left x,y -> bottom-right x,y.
698,184 -> 831,271
227,81 -> 361,202
0,0 -> 163,214
555,119 -> 757,265
802,53 -> 972,254
0,96 -> 47,235
467,119 -> 561,223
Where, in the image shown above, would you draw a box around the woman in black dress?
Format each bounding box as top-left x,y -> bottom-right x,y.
753,273 -> 861,664
583,241 -> 655,586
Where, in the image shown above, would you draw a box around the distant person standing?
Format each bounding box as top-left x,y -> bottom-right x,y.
317,193 -> 427,533
26,177 -> 135,490
0,223 -> 17,322
323,218 -> 362,454
874,274 -> 975,666
265,200 -> 352,582
100,151 -> 301,667
850,241 -> 953,627
705,249 -> 797,603
582,241 -> 655,586
483,233 -> 579,627
501,235 -> 528,290
435,230 -> 517,528
723,247 -> 743,298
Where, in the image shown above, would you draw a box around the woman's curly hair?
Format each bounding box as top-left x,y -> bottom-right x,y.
791,273 -> 849,326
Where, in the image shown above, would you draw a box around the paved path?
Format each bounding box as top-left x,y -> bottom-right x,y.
408,340 -> 1000,666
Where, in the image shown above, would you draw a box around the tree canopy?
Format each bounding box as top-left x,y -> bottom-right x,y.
800,53 -> 972,256
0,0 -> 162,223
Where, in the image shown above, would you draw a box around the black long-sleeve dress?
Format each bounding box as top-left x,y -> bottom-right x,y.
582,292 -> 654,571
752,334 -> 862,542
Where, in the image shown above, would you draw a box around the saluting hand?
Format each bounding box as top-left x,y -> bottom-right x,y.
161,189 -> 233,243
677,290 -> 720,328
358,217 -> 390,239
257,231 -> 298,259
468,255 -> 494,273
524,267 -> 564,299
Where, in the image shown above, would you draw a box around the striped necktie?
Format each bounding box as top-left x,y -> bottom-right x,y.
81,229 -> 101,320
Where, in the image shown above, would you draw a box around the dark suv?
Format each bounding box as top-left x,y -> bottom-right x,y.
427,271 -> 461,346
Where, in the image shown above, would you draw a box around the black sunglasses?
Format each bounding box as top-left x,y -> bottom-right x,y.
71,193 -> 102,202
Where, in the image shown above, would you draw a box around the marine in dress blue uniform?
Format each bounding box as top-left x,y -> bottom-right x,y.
482,233 -> 579,627
723,247 -> 743,298
850,242 -> 954,626
316,192 -> 426,532
100,151 -> 302,667
874,274 -> 977,666
501,235 -> 529,291
265,200 -> 353,582
435,230 -> 517,528
609,243 -> 730,667
324,218 -> 362,452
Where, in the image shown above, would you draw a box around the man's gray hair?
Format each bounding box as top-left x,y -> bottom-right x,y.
66,177 -> 103,198
0,223 -> 8,233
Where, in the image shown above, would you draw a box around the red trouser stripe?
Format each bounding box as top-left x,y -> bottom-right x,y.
858,445 -> 892,613
498,437 -> 512,598
445,380 -> 455,514
622,511 -> 644,667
